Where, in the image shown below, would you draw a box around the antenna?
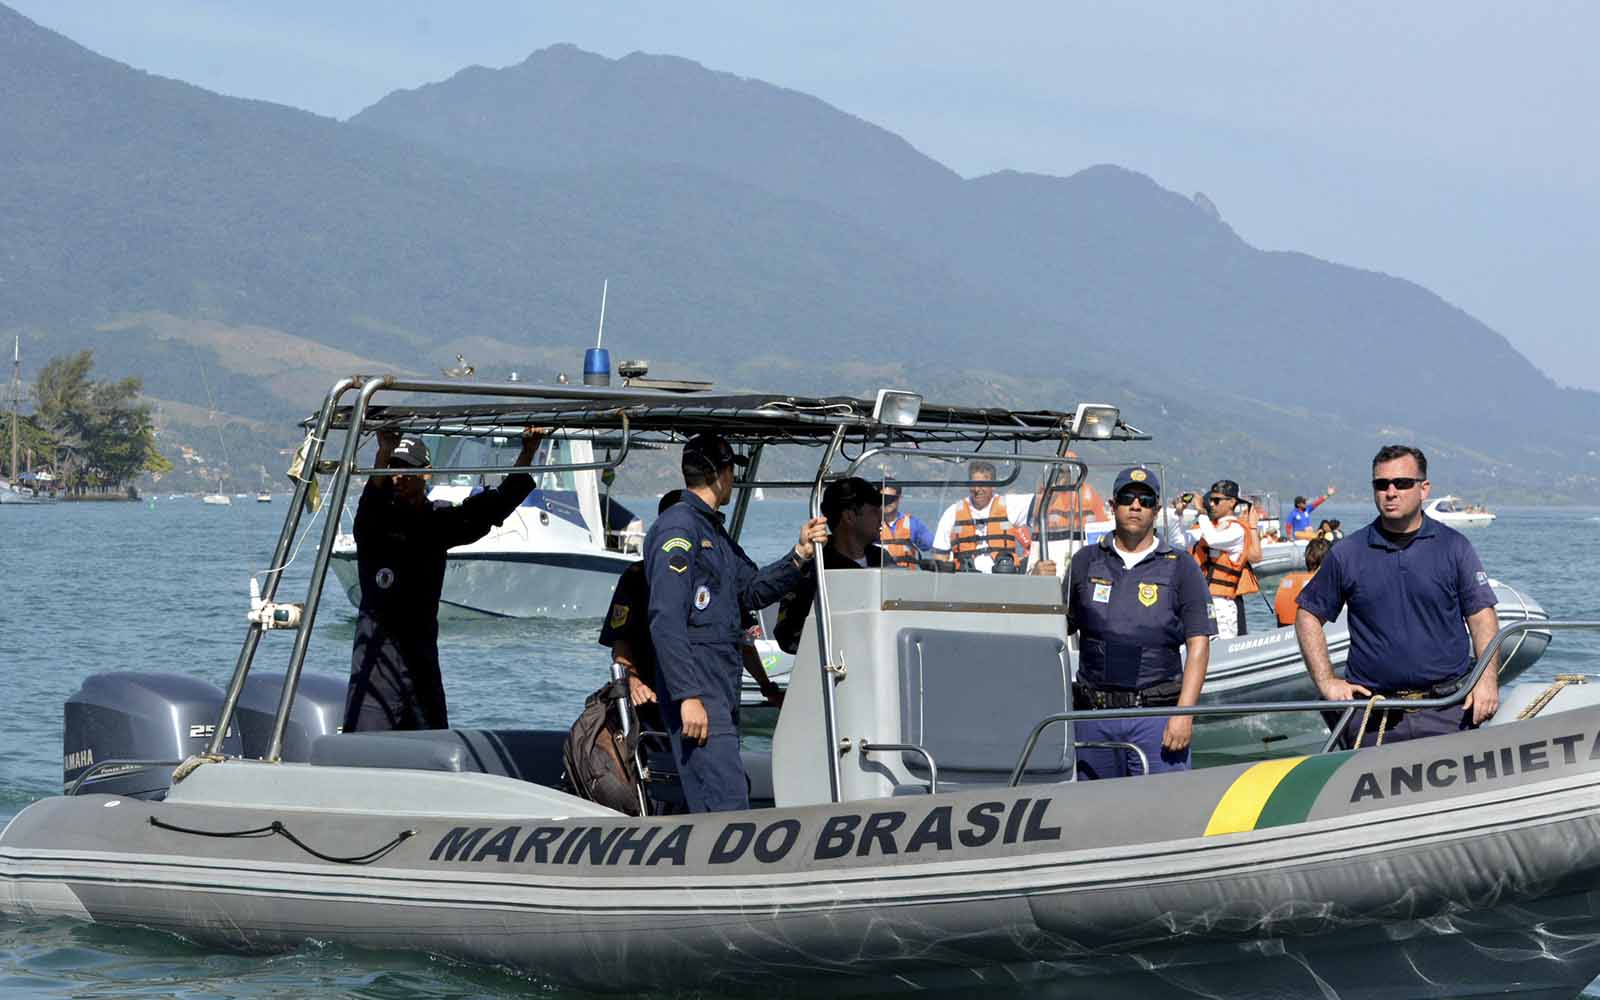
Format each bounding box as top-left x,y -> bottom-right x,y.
595,278 -> 609,350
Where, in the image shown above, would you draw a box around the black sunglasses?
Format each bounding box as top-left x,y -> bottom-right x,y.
1114,491 -> 1159,509
1372,477 -> 1422,492
881,493 -> 900,503
1206,494 -> 1233,505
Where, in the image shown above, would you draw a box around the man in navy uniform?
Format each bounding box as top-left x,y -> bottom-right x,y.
599,490 -> 786,732
345,427 -> 544,732
1057,466 -> 1215,779
1295,444 -> 1500,748
645,433 -> 828,812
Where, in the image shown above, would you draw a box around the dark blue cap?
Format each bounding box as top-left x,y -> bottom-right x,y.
1111,466 -> 1160,497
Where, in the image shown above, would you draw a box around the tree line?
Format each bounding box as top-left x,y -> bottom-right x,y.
3,350 -> 171,495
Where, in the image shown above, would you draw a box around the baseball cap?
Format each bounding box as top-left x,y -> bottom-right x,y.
1208,479 -> 1241,500
681,433 -> 748,477
1111,466 -> 1160,497
821,476 -> 883,519
388,436 -> 431,469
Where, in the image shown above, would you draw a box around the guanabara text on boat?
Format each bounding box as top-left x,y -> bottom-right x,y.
5,369 -> 1597,1000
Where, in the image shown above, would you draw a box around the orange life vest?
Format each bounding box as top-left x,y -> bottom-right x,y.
1274,570 -> 1314,627
1191,516 -> 1260,598
1044,480 -> 1106,530
879,514 -> 921,568
949,496 -> 1021,562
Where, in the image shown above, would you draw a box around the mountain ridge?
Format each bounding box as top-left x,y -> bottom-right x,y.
4,5 -> 1595,498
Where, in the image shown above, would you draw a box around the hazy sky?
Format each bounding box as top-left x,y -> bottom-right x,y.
12,2 -> 1597,387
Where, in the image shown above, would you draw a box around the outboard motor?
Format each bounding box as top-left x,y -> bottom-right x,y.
236,671 -> 347,762
63,672 -> 242,799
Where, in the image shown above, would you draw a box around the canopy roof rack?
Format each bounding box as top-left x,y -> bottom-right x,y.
304,377 -> 1148,448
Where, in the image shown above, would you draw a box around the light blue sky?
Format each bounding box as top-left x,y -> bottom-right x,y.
13,1 -> 1597,386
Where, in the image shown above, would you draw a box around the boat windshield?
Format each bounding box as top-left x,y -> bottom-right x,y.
427,434 -> 578,492
859,453 -> 1157,596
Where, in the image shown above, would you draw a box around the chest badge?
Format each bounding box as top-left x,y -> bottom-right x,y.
1091,582 -> 1112,603
694,585 -> 712,610
1138,582 -> 1160,607
375,567 -> 395,590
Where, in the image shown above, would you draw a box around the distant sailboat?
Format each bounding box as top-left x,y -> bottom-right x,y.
197,352 -> 232,506
2,336 -> 53,506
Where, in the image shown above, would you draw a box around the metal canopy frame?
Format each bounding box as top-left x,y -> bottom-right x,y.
215,374 -> 1146,765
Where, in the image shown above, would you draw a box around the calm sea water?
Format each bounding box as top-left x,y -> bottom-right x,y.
3,497 -> 1600,997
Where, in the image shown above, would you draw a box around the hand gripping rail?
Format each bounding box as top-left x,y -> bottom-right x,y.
1007,619 -> 1597,787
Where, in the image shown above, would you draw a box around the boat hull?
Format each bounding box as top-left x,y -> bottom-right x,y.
7,706 -> 1600,997
330,548 -> 635,620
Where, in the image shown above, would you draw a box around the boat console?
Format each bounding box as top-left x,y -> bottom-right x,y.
773,568 -> 1072,806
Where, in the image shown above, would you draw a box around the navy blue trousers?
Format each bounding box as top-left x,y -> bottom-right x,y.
1075,716 -> 1190,780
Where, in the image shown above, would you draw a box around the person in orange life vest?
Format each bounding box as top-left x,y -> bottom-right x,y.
932,460 -> 1032,573
878,479 -> 934,568
1179,479 -> 1261,638
1273,536 -> 1331,628
1036,450 -> 1107,536
1284,486 -> 1337,540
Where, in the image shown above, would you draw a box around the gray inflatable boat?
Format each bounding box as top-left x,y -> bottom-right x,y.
5,377 -> 1590,998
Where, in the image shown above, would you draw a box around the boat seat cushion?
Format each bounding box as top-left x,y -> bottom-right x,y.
897,628 -> 1070,774
309,728 -> 569,788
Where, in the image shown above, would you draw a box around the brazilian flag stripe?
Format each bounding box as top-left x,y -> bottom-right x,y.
1203,751 -> 1350,836
1253,751 -> 1351,829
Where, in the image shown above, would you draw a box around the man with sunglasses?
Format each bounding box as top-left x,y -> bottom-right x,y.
1178,479 -> 1262,638
1294,444 -> 1500,748
878,479 -> 934,568
1058,466 -> 1215,779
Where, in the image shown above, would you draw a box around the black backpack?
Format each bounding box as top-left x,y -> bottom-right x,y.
561,678 -> 647,816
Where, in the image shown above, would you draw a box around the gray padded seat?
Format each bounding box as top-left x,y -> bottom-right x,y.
310,729 -> 569,789
897,628 -> 1071,787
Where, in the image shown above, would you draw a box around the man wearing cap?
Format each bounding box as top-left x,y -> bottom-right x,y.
1178,479 -> 1262,638
645,433 -> 829,812
774,476 -> 886,653
1295,444 -> 1500,748
1284,486 -> 1337,540
600,490 -> 786,733
343,427 -> 545,732
1054,467 -> 1215,779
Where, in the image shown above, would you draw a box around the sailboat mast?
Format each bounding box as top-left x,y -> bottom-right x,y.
9,336 -> 19,484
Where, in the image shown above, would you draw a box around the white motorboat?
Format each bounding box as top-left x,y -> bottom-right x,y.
1424,495 -> 1496,527
329,433 -> 643,619
256,492 -> 273,503
7,375 -> 1600,999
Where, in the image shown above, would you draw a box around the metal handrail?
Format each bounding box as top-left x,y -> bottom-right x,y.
1075,740 -> 1150,777
208,376 -> 357,757
354,411 -> 631,478
66,758 -> 183,796
810,424 -> 849,803
265,375 -> 393,760
859,741 -> 939,794
1008,619 -> 1594,787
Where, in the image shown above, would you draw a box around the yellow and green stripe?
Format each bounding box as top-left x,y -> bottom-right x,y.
1203,752 -> 1350,836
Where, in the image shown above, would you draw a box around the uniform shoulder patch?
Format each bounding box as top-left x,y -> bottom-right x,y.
609,604 -> 629,628
661,536 -> 693,554
668,553 -> 690,574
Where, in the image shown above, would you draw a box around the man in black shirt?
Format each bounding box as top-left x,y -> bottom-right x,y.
343,427 -> 544,732
774,477 -> 885,654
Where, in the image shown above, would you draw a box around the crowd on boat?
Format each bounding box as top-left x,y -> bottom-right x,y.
343,426 -> 1503,815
